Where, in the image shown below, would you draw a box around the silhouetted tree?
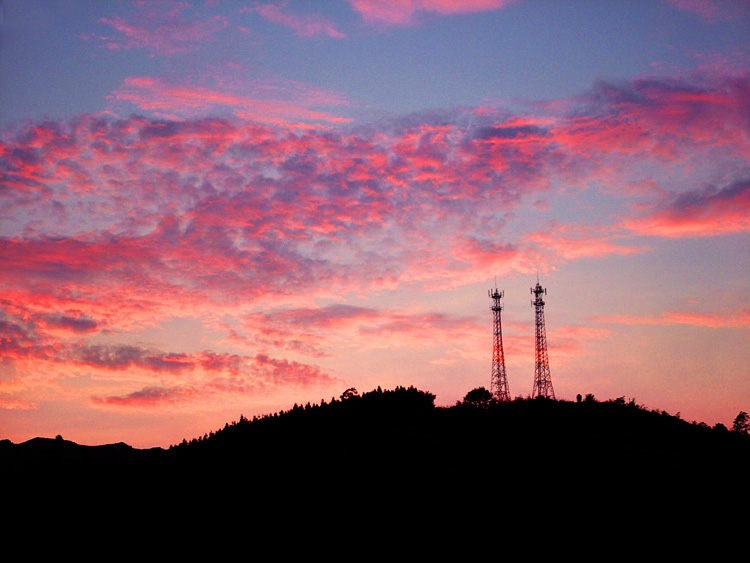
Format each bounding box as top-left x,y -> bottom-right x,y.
341,388 -> 359,400
732,411 -> 749,435
463,387 -> 493,409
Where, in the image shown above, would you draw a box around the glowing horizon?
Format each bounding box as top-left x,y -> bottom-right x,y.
1,0 -> 748,448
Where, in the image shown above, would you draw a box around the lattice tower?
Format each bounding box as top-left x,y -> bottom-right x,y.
489,285 -> 511,402
531,278 -> 555,399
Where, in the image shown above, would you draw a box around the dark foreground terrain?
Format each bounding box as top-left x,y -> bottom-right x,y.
4,387 -> 749,482
3,386 -> 749,534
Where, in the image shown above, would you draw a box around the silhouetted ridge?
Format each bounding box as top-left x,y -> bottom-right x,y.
170,388 -> 750,500
4,386 -> 749,502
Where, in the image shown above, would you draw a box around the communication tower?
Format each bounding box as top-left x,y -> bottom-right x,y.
489,283 -> 511,402
531,277 -> 555,399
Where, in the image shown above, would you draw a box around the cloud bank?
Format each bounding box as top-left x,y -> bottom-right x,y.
1,68 -> 748,415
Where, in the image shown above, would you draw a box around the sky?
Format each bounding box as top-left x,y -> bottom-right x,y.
1,0 -> 749,448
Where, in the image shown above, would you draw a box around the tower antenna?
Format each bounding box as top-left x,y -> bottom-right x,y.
488,282 -> 511,402
531,277 -> 555,399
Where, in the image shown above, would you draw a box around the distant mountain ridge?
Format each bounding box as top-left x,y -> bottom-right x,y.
0,435 -> 162,462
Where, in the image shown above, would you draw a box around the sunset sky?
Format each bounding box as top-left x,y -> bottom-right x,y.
1,0 -> 749,448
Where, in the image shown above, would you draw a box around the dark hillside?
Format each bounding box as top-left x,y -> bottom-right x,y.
4,386 -> 749,509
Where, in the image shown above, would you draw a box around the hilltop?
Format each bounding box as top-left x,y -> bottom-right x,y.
4,386 -> 749,502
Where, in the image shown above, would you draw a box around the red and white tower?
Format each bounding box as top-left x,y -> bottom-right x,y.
531,277 -> 555,399
489,284 -> 511,402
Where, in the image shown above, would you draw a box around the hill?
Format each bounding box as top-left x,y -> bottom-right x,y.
0,387 -> 750,478
4,385 -> 749,515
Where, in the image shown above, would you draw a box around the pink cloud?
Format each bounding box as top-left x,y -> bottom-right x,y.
109,74 -> 352,126
542,326 -> 614,369
525,222 -> 645,261
69,344 -> 242,375
240,304 -> 486,358
0,297 -> 340,411
4,66 -> 748,445
665,0 -> 744,21
0,398 -> 38,410
623,178 -> 750,238
250,353 -> 337,386
1,70 -> 748,405
88,350 -> 340,412
2,72 -> 747,325
0,309 -> 55,363
596,309 -> 750,329
347,0 -> 518,26
553,74 -> 750,161
38,312 -> 99,335
96,1 -> 228,56
92,386 -> 196,409
403,237 -> 533,290
253,3 -> 346,39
